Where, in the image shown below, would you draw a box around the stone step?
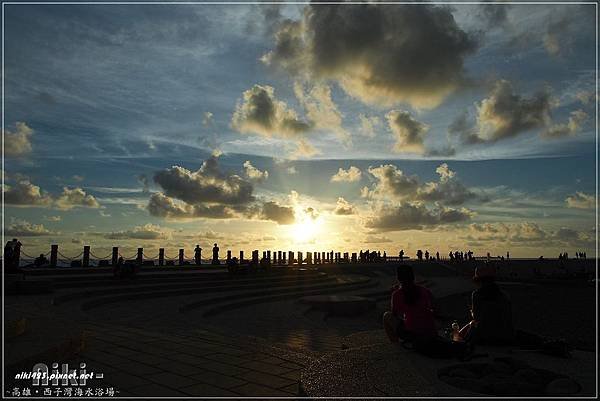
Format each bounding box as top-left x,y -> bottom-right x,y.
52,269 -> 314,288
79,275 -> 342,311
200,279 -> 380,317
53,272 -> 329,305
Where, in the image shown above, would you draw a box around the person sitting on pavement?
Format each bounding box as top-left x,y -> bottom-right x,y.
455,264 -> 571,357
384,265 -> 437,343
457,264 -> 515,345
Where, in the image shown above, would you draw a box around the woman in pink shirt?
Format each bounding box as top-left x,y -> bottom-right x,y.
383,265 -> 437,342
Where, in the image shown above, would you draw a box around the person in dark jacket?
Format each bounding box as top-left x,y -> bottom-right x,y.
458,264 -> 515,344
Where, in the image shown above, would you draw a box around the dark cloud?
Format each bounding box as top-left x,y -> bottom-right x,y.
363,164 -> 420,199
55,187 -> 100,210
257,201 -> 295,225
386,110 -> 429,154
263,4 -> 477,108
153,155 -> 255,206
232,84 -> 311,138
4,180 -> 53,206
476,80 -> 553,142
147,192 -> 237,220
4,180 -> 99,210
450,80 -> 588,144
365,202 -> 473,231
149,156 -> 295,224
416,163 -> 477,206
542,110 -> 587,138
363,163 -> 483,210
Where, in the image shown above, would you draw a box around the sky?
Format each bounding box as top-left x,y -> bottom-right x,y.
2,2 -> 597,259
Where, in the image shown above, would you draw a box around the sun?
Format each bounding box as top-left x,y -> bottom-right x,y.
291,215 -> 322,243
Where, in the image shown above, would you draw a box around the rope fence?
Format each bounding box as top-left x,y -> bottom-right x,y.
7,243 -> 530,270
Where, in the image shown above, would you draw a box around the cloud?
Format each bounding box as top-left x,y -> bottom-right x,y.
294,82 -> 350,145
55,187 -> 100,210
448,80 -> 589,144
565,192 -> 595,209
386,110 -> 429,154
2,122 -> 33,157
4,181 -> 53,206
262,4 -> 477,108
463,222 -> 594,248
365,202 -> 474,231
289,138 -> 320,159
202,111 -> 214,127
331,166 -> 361,183
4,180 -> 100,210
149,156 -> 294,224
137,174 -> 150,193
542,110 -> 587,138
147,192 -> 237,220
232,84 -> 311,138
257,201 -> 295,225
5,220 -> 55,236
416,163 -> 478,206
363,164 -> 420,199
333,197 -> 356,215
364,234 -> 392,244
575,90 -> 595,105
475,80 -> 554,142
153,155 -> 254,206
44,215 -> 62,222
543,16 -> 573,56
103,223 -> 171,240
358,114 -> 380,138
243,160 -> 269,182
287,166 -> 297,175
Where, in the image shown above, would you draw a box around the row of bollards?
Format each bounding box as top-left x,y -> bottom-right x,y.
36,246 -> 376,267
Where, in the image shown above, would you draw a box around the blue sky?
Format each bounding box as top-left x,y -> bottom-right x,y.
2,3 -> 597,258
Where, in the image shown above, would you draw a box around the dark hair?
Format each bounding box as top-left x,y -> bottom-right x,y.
396,265 -> 415,282
397,265 -> 419,305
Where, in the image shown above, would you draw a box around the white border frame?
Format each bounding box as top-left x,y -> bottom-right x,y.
1,1 -> 598,399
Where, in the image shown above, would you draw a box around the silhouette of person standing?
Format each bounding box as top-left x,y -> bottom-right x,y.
194,245 -> 202,265
212,243 -> 220,265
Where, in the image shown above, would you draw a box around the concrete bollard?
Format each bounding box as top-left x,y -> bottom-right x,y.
50,245 -> 58,267
288,251 -> 294,266
227,250 -> 232,263
83,246 -> 90,267
178,249 -> 184,266
239,250 -> 244,263
137,248 -> 143,265
159,248 -> 165,266
112,247 -> 119,266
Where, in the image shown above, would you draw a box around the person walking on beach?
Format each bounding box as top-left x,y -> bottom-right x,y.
383,265 -> 436,343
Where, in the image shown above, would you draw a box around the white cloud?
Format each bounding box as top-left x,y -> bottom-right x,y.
331,166 -> 362,183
